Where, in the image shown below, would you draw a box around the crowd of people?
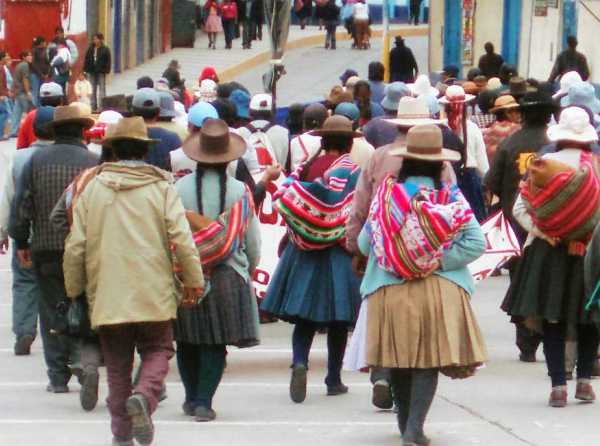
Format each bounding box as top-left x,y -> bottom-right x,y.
3,24 -> 600,446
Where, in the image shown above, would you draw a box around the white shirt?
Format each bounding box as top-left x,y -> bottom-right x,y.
353,3 -> 369,20
289,133 -> 321,172
464,120 -> 489,177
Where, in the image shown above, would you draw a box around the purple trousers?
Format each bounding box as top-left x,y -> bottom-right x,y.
99,321 -> 174,441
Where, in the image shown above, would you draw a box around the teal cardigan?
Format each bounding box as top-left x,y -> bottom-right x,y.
175,169 -> 261,282
357,176 -> 485,298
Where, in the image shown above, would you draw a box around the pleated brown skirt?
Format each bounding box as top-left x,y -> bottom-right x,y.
367,276 -> 487,376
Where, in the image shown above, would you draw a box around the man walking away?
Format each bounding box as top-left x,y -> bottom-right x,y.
0,107 -> 54,356
84,33 -> 111,112
478,42 -> 504,78
409,0 -> 423,25
63,117 -> 204,446
322,0 -> 340,50
8,51 -> 34,138
9,105 -> 99,393
389,36 -> 418,83
0,51 -> 11,140
548,35 -> 590,83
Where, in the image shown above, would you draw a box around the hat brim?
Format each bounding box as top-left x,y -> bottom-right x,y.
547,126 -> 599,144
182,132 -> 247,164
384,117 -> 446,127
489,103 -> 520,113
47,117 -> 96,130
159,110 -> 177,119
102,135 -> 160,148
388,145 -> 462,162
562,97 -> 600,114
438,94 -> 476,104
309,128 -> 363,138
381,98 -> 400,111
519,101 -> 558,110
407,85 -> 440,98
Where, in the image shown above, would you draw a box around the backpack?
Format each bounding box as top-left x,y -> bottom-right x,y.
246,123 -> 276,169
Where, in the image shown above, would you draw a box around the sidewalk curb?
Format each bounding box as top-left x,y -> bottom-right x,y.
219,25 -> 428,82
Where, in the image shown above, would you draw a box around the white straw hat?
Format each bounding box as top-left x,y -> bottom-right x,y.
407,74 -> 439,97
438,85 -> 476,104
547,106 -> 598,143
553,71 -> 583,98
385,96 -> 444,127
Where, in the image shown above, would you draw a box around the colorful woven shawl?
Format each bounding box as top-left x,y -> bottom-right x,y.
367,176 -> 473,280
274,154 -> 360,251
520,152 -> 600,254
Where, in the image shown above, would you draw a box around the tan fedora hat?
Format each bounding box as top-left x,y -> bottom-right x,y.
310,115 -> 362,138
49,104 -> 95,129
102,117 -> 159,148
489,95 -> 520,113
326,85 -> 353,105
385,96 -> 444,127
183,118 -> 246,164
389,125 -> 461,162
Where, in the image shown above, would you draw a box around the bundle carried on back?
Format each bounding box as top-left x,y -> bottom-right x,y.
274,154 -> 360,251
367,176 -> 473,280
520,152 -> 600,255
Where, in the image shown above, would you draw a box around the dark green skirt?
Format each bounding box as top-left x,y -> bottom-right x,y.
505,238 -> 600,325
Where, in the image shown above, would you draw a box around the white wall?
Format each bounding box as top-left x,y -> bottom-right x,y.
428,0 -> 444,73
578,0 -> 600,83
469,0 -> 504,72
62,0 -> 87,34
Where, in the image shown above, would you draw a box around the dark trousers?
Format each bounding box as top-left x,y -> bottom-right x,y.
11,244 -> 40,340
370,366 -> 391,384
223,19 -> 236,48
410,0 -> 422,25
99,321 -> 174,442
324,21 -> 337,48
390,368 -> 438,442
89,72 -> 106,111
176,342 -> 226,410
543,321 -> 599,387
33,251 -> 80,386
292,321 -> 348,386
242,18 -> 255,47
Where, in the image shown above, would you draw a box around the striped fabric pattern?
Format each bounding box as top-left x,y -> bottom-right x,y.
274,154 -> 360,251
367,176 -> 473,280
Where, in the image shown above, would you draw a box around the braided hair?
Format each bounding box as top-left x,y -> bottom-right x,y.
195,162 -> 228,214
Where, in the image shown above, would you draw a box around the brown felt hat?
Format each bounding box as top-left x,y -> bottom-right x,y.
462,81 -> 480,95
182,118 -> 246,164
102,117 -> 159,148
48,104 -> 95,129
310,115 -> 362,138
389,124 -> 461,162
326,85 -> 353,105
489,95 -> 520,113
509,76 -> 536,97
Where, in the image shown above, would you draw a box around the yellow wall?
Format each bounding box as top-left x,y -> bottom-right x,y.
428,0 -> 445,73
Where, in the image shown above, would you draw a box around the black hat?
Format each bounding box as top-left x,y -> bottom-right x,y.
518,91 -> 557,110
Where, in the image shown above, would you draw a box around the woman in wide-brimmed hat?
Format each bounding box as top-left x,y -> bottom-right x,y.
506,106 -> 600,408
483,94 -> 522,162
261,115 -> 363,404
439,85 -> 489,221
355,124 -> 487,445
174,118 -> 261,422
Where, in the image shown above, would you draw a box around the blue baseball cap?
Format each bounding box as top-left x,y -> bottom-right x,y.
334,102 -> 360,122
188,102 -> 218,128
34,106 -> 55,136
229,89 -> 251,119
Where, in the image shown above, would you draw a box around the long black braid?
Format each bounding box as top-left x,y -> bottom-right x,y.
195,162 -> 228,215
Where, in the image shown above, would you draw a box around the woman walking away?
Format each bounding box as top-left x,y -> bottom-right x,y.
261,116 -> 363,403
352,0 -> 370,50
63,117 -> 205,446
221,0 -> 238,49
506,106 -> 600,408
360,125 -> 487,445
204,0 -> 223,50
174,119 -> 261,422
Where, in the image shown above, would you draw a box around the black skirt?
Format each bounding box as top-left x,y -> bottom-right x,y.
174,264 -> 260,348
504,238 -> 600,325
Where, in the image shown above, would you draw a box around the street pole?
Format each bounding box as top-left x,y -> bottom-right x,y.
382,0 -> 391,82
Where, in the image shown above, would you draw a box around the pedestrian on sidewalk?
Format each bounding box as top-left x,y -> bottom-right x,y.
239,0 -> 255,49
174,119 -> 260,422
358,125 -> 486,444
204,0 -> 224,50
63,117 -> 204,445
8,51 -> 34,139
505,106 -> 600,408
30,36 -> 50,108
83,33 -> 112,112
261,116 -> 363,403
322,0 -> 340,50
389,36 -> 418,83
9,105 -> 99,394
409,0 -> 423,25
352,0 -> 370,50
0,107 -> 54,357
221,0 -> 238,49
295,0 -> 312,30
0,51 -> 12,139
485,91 -> 557,363
250,0 -> 264,41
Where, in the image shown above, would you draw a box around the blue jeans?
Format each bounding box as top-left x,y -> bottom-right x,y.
11,244 -> 40,339
0,97 -> 10,138
9,93 -> 32,137
30,73 -> 41,108
292,321 -> 348,386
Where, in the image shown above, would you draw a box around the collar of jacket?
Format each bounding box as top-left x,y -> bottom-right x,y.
53,137 -> 88,149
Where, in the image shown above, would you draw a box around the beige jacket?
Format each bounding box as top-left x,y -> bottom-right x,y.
63,162 -> 204,328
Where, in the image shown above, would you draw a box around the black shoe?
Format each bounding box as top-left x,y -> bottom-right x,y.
194,406 -> 216,422
182,402 -> 195,416
327,383 -> 349,396
126,394 -> 154,446
46,383 -> 69,393
14,335 -> 34,356
519,352 -> 536,363
71,366 -> 84,385
372,381 -> 393,409
80,370 -> 99,411
290,364 -> 308,403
